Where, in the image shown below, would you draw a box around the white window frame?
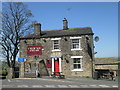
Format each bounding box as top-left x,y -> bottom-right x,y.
71,56 -> 83,72
51,38 -> 61,52
70,37 -> 82,51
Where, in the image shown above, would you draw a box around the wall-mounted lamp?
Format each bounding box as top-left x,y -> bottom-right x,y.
65,58 -> 69,63
64,38 -> 67,41
86,37 -> 89,41
43,39 -> 46,42
24,40 -> 27,44
66,60 -> 69,63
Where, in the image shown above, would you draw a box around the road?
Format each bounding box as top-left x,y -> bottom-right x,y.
1,76 -> 118,88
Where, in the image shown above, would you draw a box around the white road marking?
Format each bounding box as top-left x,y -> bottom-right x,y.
112,86 -> 118,87
32,85 -> 43,88
12,79 -> 21,82
80,85 -> 89,87
2,84 -> 118,88
2,85 -> 12,87
2,85 -> 16,88
8,79 -> 11,82
58,85 -> 68,88
44,85 -> 56,88
89,85 -> 98,87
17,85 -> 29,88
99,85 -> 110,87
68,85 -> 80,88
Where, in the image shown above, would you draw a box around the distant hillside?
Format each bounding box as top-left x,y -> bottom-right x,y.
95,57 -> 118,64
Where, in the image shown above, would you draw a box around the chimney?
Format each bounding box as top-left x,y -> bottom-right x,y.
34,23 -> 41,35
63,18 -> 68,30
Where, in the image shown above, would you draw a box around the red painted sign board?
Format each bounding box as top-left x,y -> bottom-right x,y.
46,60 -> 52,68
27,46 -> 42,55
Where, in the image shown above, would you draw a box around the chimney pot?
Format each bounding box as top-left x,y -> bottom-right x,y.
34,23 -> 41,35
63,18 -> 68,30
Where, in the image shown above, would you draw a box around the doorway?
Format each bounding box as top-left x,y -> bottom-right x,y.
52,57 -> 61,75
38,60 -> 49,76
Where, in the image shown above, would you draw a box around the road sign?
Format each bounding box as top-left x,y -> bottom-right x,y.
18,57 -> 25,62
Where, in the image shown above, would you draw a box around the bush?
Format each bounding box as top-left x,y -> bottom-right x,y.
0,70 -> 8,76
86,76 -> 90,78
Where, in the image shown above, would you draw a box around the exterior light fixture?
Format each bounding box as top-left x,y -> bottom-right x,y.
24,40 -> 27,44
64,38 -> 67,41
43,39 -> 46,42
66,60 -> 69,63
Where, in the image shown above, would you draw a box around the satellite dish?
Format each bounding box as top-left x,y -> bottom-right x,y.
94,52 -> 97,54
94,36 -> 99,42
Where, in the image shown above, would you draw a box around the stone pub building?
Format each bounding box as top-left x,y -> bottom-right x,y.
19,18 -> 95,78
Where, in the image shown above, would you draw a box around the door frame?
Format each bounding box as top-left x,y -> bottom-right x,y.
52,57 -> 61,73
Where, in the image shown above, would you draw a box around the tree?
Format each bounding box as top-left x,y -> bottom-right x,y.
0,2 -> 34,78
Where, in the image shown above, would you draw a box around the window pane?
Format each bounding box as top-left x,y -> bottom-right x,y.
72,44 -> 79,49
73,58 -> 80,63
73,58 -> 82,69
73,44 -> 76,48
74,64 -> 77,69
54,40 -> 59,44
54,45 -> 59,49
53,40 -> 60,50
73,59 -> 76,63
78,64 -> 81,69
71,39 -> 80,49
77,60 -> 80,63
76,44 -> 79,48
72,39 -> 79,43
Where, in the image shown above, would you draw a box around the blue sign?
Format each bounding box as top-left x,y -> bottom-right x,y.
18,57 -> 25,62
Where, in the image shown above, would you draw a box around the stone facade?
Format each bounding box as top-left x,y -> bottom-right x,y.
19,19 -> 95,78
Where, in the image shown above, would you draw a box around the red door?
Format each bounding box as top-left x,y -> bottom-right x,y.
54,58 -> 60,75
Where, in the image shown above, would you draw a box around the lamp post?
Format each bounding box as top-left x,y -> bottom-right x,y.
34,55 -> 39,69
34,55 -> 39,78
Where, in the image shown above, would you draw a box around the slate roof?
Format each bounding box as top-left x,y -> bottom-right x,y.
95,57 -> 118,64
20,27 -> 93,39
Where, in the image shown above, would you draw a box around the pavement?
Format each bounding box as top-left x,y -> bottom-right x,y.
1,76 -> 119,88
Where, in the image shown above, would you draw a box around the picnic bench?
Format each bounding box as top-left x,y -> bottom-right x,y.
102,72 -> 115,80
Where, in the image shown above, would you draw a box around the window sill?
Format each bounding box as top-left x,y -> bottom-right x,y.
52,49 -> 61,52
71,69 -> 83,72
71,49 -> 82,51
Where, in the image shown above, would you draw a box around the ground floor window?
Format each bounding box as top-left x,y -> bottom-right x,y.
25,62 -> 36,73
71,56 -> 83,71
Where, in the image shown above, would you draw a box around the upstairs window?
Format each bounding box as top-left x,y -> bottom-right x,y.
70,37 -> 82,51
51,38 -> 61,52
71,39 -> 80,49
53,40 -> 60,50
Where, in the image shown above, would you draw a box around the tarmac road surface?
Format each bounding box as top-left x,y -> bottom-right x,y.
1,76 -> 118,88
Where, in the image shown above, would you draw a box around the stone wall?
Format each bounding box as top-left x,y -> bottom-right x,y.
95,65 -> 118,70
19,34 -> 94,78
95,57 -> 118,70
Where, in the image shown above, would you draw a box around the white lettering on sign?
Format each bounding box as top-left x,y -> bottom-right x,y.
28,47 -> 41,51
27,46 -> 42,55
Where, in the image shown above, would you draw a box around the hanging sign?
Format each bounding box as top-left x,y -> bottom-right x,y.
27,46 -> 42,55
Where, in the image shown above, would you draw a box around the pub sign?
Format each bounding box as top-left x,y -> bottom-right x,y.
27,46 -> 42,55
